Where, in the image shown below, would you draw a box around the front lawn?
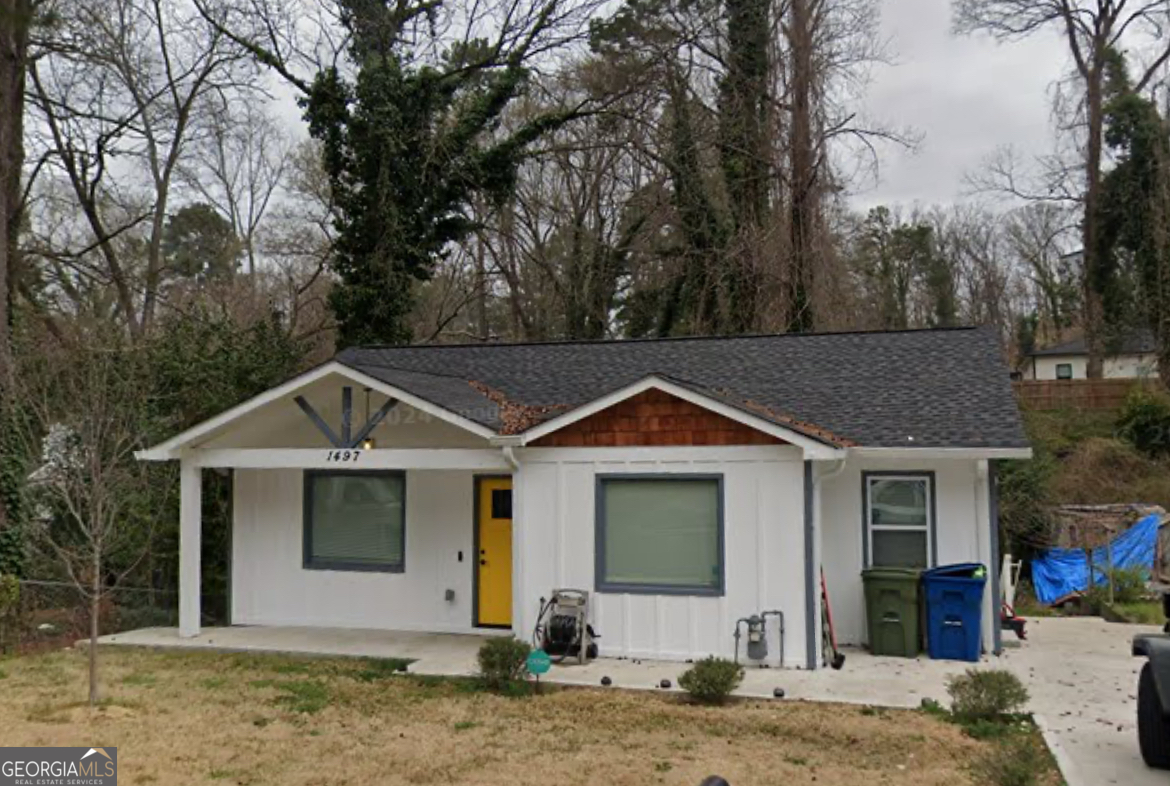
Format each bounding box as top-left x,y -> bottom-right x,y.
0,648 -> 1055,785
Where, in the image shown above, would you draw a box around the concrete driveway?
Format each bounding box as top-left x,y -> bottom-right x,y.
999,616 -> 1168,786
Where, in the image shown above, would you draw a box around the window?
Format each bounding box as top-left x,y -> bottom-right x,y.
1056,363 -> 1073,380
864,473 -> 934,569
303,471 -> 405,572
490,487 -> 512,519
596,475 -> 723,595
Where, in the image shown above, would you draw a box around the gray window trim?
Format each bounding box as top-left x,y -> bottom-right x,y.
594,473 -> 725,597
861,471 -> 937,569
303,469 -> 407,573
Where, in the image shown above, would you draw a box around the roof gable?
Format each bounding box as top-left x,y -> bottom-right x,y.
138,362 -> 496,460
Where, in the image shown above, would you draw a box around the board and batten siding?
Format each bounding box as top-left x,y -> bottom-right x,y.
231,468 -> 478,633
819,456 -> 994,652
514,445 -> 807,667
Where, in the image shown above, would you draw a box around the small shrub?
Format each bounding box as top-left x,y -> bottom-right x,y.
947,669 -> 1029,722
920,697 -> 948,718
971,736 -> 1047,786
678,656 -> 743,705
476,636 -> 531,691
962,717 -> 1016,741
1085,565 -> 1149,612
1106,566 -> 1149,604
1118,386 -> 1170,457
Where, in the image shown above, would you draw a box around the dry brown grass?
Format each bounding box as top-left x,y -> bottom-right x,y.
1050,437 -> 1170,507
0,648 -> 1046,785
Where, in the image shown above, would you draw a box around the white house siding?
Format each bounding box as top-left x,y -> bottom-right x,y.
231,468 -> 478,633
819,456 -> 994,653
1027,353 -> 1157,380
514,445 -> 806,668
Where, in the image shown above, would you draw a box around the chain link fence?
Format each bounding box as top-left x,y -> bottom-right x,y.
0,579 -> 207,655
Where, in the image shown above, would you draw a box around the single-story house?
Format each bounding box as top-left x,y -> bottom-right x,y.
1023,329 -> 1158,380
138,326 -> 1030,669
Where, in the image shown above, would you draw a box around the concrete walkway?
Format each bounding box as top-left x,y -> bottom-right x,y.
98,618 -> 1166,786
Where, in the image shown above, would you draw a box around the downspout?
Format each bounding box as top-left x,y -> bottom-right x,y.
988,460 -> 1003,656
805,455 -> 847,670
502,445 -> 520,470
491,435 -> 524,470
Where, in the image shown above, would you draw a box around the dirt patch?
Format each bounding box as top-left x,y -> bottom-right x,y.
0,648 -> 1048,785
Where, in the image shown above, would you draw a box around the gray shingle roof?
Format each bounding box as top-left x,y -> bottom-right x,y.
336,326 -> 1028,449
1030,328 -> 1156,357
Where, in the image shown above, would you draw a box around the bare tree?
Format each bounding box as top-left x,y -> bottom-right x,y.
955,0 -> 1170,376
15,338 -> 161,705
25,0 -> 257,340
1004,201 -> 1081,343
181,101 -> 290,280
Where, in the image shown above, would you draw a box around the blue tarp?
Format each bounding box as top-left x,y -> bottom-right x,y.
1031,513 -> 1161,605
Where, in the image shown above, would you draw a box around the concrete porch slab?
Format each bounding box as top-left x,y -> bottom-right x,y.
97,624 -> 971,705
96,626 -> 490,676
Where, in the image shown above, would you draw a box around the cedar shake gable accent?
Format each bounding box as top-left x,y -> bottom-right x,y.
530,388 -> 785,447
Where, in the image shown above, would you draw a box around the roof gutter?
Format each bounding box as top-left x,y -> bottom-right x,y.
848,446 -> 1033,461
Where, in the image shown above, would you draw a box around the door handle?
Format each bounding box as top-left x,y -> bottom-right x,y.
480,559 -> 487,566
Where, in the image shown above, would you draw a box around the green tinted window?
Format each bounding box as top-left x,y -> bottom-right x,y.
598,477 -> 722,595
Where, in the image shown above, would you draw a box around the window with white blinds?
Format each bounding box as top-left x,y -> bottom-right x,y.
304,471 -> 405,572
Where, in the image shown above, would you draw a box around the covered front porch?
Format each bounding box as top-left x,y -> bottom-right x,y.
134,361 -> 525,639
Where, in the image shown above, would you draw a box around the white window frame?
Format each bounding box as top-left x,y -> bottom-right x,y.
863,472 -> 936,569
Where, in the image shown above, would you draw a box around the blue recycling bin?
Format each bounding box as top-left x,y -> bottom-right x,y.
922,563 -> 987,662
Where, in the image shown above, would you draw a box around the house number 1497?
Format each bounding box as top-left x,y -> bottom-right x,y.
325,450 -> 361,463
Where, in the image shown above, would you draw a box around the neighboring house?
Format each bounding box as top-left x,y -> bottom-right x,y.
1023,329 -> 1158,380
138,326 -> 1030,669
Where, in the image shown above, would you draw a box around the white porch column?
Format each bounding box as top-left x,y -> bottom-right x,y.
179,458 -> 202,637
510,459 -> 525,635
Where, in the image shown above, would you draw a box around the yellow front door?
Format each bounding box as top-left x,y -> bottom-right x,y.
476,477 -> 513,627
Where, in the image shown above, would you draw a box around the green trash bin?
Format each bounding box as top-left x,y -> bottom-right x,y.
862,568 -> 922,657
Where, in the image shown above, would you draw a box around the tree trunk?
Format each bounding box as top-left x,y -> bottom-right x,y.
474,238 -> 489,341
88,561 -> 100,706
786,0 -> 817,333
0,0 -> 31,537
1083,59 -> 1107,379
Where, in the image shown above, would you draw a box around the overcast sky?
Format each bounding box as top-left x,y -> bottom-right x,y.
269,0 -> 1073,211
853,0 -> 1069,209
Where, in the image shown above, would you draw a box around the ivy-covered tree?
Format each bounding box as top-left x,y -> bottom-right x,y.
1095,49 -> 1170,385
203,0 -> 600,347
